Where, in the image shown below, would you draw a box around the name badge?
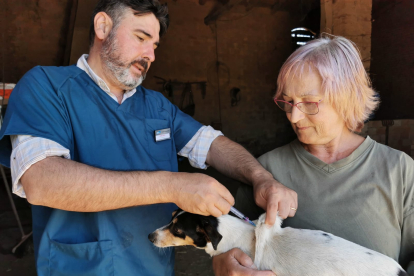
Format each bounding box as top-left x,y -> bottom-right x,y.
155,128 -> 171,142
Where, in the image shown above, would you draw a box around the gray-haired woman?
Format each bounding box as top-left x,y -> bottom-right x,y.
215,35 -> 414,275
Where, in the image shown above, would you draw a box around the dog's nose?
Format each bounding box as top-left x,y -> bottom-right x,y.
148,232 -> 156,243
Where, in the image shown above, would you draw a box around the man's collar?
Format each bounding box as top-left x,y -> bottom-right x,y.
76,54 -> 137,98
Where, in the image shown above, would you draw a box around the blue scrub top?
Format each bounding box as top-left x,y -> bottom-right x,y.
0,65 -> 203,276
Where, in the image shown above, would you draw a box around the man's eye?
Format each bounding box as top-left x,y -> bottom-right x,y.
137,36 -> 144,41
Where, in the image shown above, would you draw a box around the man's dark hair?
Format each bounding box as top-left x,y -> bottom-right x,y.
89,0 -> 169,47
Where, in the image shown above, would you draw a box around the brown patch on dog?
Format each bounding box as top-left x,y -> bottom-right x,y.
196,226 -> 209,242
173,218 -> 178,224
155,228 -> 195,247
196,226 -> 203,234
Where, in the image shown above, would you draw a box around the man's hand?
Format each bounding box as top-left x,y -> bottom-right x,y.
253,178 -> 297,225
172,172 -> 235,217
212,248 -> 276,276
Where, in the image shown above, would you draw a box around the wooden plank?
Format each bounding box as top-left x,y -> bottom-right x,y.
204,0 -> 242,25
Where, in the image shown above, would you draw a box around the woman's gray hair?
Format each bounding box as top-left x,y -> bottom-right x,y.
275,35 -> 379,132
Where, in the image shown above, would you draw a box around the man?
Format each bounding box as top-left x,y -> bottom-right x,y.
0,1 -> 297,275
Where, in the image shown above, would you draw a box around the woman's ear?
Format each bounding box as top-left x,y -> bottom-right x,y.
200,218 -> 222,250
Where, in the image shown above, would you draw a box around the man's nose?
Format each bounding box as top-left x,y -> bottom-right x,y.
148,232 -> 157,243
143,45 -> 155,63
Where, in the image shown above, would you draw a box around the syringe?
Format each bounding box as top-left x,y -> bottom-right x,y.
230,206 -> 256,226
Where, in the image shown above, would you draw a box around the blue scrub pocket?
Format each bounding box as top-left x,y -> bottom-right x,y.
145,119 -> 173,161
49,240 -> 114,276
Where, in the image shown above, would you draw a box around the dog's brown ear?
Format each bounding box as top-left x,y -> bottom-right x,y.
172,208 -> 182,218
200,218 -> 222,250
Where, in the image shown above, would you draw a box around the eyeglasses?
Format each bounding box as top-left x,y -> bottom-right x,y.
274,99 -> 322,115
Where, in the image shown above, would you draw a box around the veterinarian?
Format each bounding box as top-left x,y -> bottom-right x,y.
233,35 -> 414,274
0,0 -> 296,275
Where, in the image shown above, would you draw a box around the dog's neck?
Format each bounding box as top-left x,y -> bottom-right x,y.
204,215 -> 256,259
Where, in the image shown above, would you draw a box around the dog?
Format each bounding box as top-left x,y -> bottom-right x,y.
148,209 -> 407,276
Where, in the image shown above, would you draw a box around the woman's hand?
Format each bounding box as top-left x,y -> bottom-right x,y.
253,178 -> 298,225
212,248 -> 276,276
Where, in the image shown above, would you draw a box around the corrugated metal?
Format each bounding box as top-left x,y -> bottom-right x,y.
371,0 -> 414,120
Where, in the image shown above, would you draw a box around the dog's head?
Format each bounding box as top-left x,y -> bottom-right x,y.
148,209 -> 223,250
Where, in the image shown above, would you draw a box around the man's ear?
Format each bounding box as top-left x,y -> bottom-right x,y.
200,218 -> 222,250
94,12 -> 113,41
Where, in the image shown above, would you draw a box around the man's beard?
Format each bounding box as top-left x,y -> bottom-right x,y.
100,30 -> 149,89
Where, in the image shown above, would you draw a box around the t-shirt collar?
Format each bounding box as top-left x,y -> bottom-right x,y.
292,136 -> 374,173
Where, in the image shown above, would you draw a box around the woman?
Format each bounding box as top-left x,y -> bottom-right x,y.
233,35 -> 414,274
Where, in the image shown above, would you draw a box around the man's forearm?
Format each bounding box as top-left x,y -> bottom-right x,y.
206,136 -> 273,186
21,156 -> 178,212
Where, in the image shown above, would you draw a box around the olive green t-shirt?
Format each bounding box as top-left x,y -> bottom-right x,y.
236,136 -> 414,273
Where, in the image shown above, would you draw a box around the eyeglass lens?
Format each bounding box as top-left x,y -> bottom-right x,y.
276,101 -> 318,115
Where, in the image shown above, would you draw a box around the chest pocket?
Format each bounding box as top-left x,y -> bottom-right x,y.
145,119 -> 173,161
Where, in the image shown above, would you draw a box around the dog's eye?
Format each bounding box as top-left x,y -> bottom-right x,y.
172,227 -> 182,235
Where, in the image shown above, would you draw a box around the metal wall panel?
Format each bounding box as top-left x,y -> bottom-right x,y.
371,0 -> 414,120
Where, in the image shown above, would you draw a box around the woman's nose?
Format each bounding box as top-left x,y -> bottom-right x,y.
289,105 -> 305,123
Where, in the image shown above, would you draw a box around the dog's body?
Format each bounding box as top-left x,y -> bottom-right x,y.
149,210 -> 407,276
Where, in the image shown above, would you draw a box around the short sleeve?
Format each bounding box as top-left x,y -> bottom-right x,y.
153,92 -> 203,153
0,66 -> 73,167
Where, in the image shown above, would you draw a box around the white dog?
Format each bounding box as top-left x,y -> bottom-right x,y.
149,209 -> 407,276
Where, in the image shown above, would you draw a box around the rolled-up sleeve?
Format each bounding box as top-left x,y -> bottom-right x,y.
178,125 -> 223,169
10,135 -> 70,198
